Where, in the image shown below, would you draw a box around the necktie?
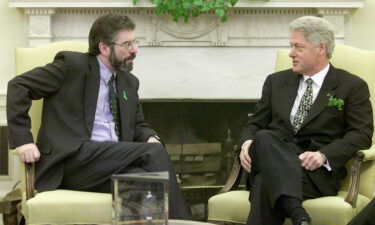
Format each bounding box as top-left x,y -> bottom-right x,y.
108,74 -> 121,140
293,78 -> 313,133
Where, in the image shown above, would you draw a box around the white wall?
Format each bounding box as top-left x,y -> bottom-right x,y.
349,0 -> 375,50
0,0 -> 27,91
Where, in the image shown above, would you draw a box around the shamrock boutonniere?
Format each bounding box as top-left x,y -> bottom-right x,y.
122,90 -> 128,101
326,93 -> 344,111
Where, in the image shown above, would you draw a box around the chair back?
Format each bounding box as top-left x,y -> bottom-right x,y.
15,41 -> 89,139
274,44 -> 375,200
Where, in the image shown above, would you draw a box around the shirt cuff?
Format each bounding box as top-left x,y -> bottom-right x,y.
241,140 -> 253,150
322,160 -> 332,171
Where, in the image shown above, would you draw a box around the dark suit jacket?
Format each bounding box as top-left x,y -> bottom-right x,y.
7,51 -> 157,191
240,65 -> 373,196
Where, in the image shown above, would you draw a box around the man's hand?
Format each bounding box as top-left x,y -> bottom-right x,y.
147,136 -> 161,144
299,151 -> 326,171
15,143 -> 41,163
239,140 -> 253,173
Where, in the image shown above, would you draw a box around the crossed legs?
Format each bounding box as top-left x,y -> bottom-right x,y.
246,130 -> 322,225
60,141 -> 191,219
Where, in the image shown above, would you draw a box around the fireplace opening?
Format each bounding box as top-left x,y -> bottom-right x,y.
141,99 -> 257,220
0,126 -> 9,176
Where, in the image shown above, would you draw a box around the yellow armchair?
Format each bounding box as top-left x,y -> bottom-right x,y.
207,44 -> 375,225
14,41 -> 112,225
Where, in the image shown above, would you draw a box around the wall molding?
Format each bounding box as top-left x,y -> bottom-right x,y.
8,0 -> 364,9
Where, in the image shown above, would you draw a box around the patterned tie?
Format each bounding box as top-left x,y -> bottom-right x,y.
293,78 -> 313,133
108,74 -> 121,140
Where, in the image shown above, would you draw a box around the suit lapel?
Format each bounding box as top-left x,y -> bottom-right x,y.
279,72 -> 300,131
84,55 -> 100,135
116,71 -> 133,141
299,64 -> 338,129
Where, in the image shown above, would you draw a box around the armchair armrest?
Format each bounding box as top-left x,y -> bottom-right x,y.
24,163 -> 36,200
361,146 -> 375,161
11,150 -> 36,200
345,145 -> 375,208
218,145 -> 243,194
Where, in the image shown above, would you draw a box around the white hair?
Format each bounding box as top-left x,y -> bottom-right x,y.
289,16 -> 335,59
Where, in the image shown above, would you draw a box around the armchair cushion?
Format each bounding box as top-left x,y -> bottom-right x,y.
23,190 -> 112,225
207,190 -> 371,225
208,190 -> 250,224
302,191 -> 371,225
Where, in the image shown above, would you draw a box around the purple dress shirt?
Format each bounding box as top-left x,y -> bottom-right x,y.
91,57 -> 119,142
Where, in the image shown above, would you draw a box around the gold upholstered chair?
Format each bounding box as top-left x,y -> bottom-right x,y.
13,41 -> 112,224
207,44 -> 375,225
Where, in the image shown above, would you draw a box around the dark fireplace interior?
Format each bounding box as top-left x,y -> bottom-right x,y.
0,126 -> 9,176
141,99 -> 257,220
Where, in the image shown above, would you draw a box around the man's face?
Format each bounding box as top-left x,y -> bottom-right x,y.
289,31 -> 324,76
109,30 -> 137,72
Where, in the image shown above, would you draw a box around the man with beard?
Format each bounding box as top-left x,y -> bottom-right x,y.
6,14 -> 191,219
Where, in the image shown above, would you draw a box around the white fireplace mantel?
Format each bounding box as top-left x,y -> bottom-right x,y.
8,0 -> 363,99
9,0 -> 364,47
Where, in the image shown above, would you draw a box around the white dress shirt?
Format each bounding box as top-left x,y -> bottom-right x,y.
290,64 -> 330,123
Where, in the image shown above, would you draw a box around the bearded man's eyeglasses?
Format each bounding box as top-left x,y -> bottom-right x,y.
111,40 -> 138,50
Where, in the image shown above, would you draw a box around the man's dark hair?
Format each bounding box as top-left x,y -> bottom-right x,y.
88,14 -> 136,56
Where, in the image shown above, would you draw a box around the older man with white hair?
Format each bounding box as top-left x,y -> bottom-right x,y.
239,16 -> 373,225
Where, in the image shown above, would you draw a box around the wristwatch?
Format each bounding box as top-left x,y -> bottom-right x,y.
151,134 -> 164,146
318,151 -> 327,163
151,134 -> 162,142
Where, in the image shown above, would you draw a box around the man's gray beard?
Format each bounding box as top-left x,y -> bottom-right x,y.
109,50 -> 133,72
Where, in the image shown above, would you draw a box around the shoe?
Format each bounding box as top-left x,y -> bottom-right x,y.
294,216 -> 311,225
298,220 -> 311,225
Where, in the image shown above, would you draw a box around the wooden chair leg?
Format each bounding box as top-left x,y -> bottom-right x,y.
0,188 -> 22,225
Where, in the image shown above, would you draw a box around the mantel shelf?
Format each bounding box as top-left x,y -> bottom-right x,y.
9,0 -> 364,9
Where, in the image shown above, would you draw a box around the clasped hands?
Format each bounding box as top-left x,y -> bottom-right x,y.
239,140 -> 326,173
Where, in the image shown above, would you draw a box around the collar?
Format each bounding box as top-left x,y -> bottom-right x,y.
96,56 -> 115,84
302,63 -> 330,87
